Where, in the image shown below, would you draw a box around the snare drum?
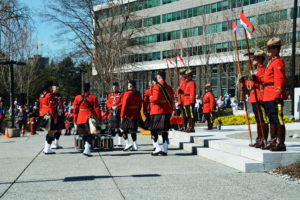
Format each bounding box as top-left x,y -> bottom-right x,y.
101,135 -> 113,150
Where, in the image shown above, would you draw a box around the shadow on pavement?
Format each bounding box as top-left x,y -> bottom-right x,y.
0,174 -> 161,185
64,174 -> 161,182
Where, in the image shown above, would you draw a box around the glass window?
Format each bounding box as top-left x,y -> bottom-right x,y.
217,2 -> 222,12
183,10 -> 188,19
258,14 -> 265,25
216,23 -> 222,33
216,43 -> 222,53
222,42 -> 228,52
198,26 -> 203,35
183,29 -> 188,38
162,14 -> 167,23
198,6 -> 203,16
231,0 -> 237,8
211,3 -> 217,13
193,7 -> 198,17
198,46 -> 203,55
266,12 -> 272,24
280,10 -> 287,20
205,4 -> 211,14
188,8 -> 193,18
243,0 -> 250,6
167,13 -> 172,22
222,22 -> 228,31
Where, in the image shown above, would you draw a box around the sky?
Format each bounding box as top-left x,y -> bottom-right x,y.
18,0 -> 73,59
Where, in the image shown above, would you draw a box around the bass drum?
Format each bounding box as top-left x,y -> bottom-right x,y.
101,135 -> 113,151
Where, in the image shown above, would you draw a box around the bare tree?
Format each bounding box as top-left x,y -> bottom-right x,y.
43,0 -> 145,95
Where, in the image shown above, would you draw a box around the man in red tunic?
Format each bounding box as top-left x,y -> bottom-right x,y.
120,80 -> 142,151
202,84 -> 215,130
262,38 -> 287,151
40,81 -> 58,154
150,70 -> 174,156
107,82 -> 124,147
51,83 -> 65,149
143,78 -> 157,150
177,68 -> 187,131
183,69 -> 196,133
242,50 -> 268,148
73,83 -> 102,157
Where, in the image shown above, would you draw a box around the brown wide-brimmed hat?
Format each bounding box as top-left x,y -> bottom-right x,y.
179,68 -> 187,75
185,69 -> 193,76
205,83 -> 211,88
264,37 -> 281,48
253,49 -> 266,58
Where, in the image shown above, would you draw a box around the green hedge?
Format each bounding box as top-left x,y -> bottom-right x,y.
214,114 -> 292,125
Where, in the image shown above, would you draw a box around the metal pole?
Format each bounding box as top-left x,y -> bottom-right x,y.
291,0 -> 298,117
10,63 -> 15,128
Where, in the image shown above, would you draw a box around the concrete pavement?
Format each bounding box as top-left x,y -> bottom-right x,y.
0,131 -> 300,200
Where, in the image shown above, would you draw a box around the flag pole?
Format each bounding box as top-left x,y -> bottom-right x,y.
175,55 -> 185,130
166,58 -> 180,130
233,31 -> 252,144
243,29 -> 266,144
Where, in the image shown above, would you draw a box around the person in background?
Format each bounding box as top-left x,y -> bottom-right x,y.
17,107 -> 27,136
231,97 -> 239,111
73,83 -> 102,157
0,97 -> 5,134
194,95 -> 202,123
216,96 -> 225,110
224,91 -> 231,108
203,84 -> 216,130
120,80 -> 142,151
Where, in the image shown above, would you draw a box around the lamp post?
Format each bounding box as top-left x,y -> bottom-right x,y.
291,0 -> 298,117
0,60 -> 26,128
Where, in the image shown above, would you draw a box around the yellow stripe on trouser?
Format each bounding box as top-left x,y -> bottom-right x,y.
184,106 -> 187,117
278,103 -> 284,125
190,105 -> 194,119
210,113 -> 213,123
260,105 -> 269,123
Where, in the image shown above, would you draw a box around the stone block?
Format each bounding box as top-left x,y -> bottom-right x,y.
8,128 -> 20,137
182,143 -> 204,155
197,148 -> 263,173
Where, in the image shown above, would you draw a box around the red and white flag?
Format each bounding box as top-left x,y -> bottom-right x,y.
175,53 -> 186,67
232,20 -> 242,38
240,11 -> 255,39
166,57 -> 175,67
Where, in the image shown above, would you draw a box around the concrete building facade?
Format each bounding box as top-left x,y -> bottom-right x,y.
95,0 -> 300,97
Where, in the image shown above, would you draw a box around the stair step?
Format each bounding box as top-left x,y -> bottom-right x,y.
197,148 -> 264,173
182,143 -> 205,155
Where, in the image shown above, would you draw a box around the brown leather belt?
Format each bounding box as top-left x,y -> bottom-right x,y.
204,102 -> 210,104
184,94 -> 190,96
80,108 -> 91,111
42,105 -> 49,107
264,82 -> 274,87
128,106 -> 138,109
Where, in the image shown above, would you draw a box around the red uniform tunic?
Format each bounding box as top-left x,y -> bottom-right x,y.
203,92 -> 216,113
106,92 -> 123,117
178,79 -> 187,105
54,93 -> 65,117
121,89 -> 142,120
73,92 -> 102,125
263,56 -> 286,102
143,88 -> 152,114
183,80 -> 196,106
245,64 -> 266,103
150,80 -> 174,115
39,91 -> 57,119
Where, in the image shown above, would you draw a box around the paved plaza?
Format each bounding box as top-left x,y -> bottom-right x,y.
1,129 -> 300,200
